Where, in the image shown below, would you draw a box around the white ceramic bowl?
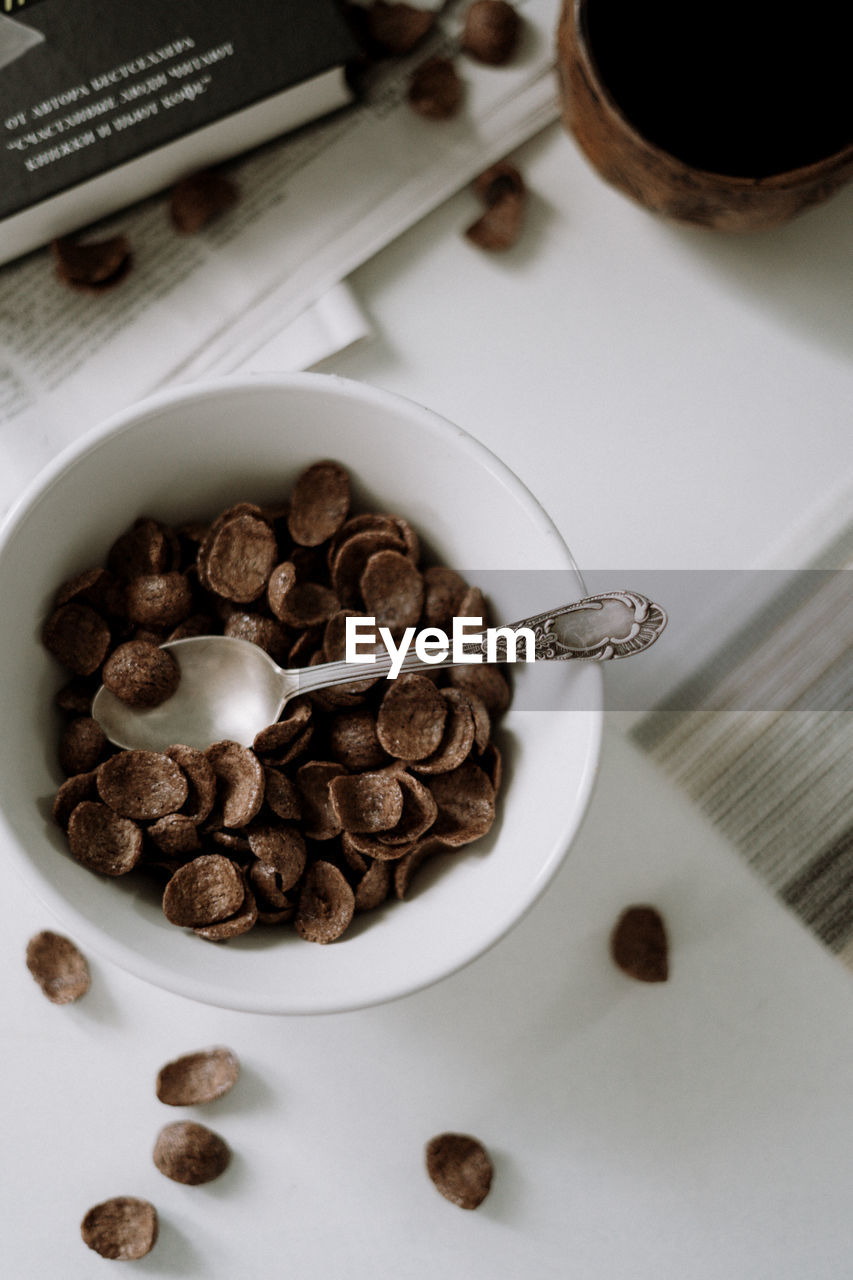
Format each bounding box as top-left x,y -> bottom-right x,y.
0,374 -> 601,1014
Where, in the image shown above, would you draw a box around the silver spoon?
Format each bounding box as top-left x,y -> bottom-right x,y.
92,590 -> 666,752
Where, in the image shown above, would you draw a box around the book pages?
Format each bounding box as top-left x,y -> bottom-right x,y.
0,0 -> 560,516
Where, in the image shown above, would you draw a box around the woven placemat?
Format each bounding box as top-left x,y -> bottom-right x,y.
632,527 -> 853,963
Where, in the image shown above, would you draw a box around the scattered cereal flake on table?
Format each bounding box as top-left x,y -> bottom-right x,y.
80,1196 -> 158,1260
26,931 -> 90,1004
153,1120 -> 231,1185
461,0 -> 522,65
425,1132 -> 493,1209
610,904 -> 669,982
156,1046 -> 241,1106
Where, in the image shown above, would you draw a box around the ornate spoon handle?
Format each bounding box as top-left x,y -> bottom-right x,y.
475,590 -> 668,663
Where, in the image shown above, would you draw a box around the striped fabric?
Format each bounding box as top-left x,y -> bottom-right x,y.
632,528 -> 853,965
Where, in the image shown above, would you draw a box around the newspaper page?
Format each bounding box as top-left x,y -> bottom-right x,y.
0,0 -> 561,513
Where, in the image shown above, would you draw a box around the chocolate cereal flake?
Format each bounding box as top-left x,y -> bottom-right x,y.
42,602 -> 110,676
287,461 -> 351,547
329,771 -> 403,833
153,1120 -> 230,1185
102,639 -> 181,709
170,168 -> 238,233
204,741 -> 265,828
80,1196 -> 158,1261
26,930 -> 90,1004
156,1046 -> 241,1106
53,233 -> 132,292
407,56 -> 463,120
610,905 -> 669,983
447,660 -> 510,716
296,760 -> 346,840
360,548 -> 424,635
224,611 -> 291,664
108,517 -> 174,580
262,766 -> 302,821
328,708 -> 388,771
378,770 -> 437,844
52,770 -> 98,828
425,1132 -> 493,1209
125,572 -> 193,629
294,860 -> 355,943
428,759 -> 495,847
376,674 -> 447,761
331,529 -> 406,606
367,1 -> 436,55
203,510 -> 277,603
194,879 -> 258,941
162,854 -> 245,928
461,0 -> 521,65
465,161 -> 526,251
58,715 -> 108,776
148,812 -> 201,858
393,837 -> 444,898
165,744 -> 217,823
247,822 -> 306,889
97,749 -> 188,820
354,857 -> 392,911
411,688 -> 475,774
67,801 -> 143,876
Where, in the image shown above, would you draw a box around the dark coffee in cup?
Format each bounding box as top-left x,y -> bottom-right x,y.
557,0 -> 853,229
581,0 -> 851,178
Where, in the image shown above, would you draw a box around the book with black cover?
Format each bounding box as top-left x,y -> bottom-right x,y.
0,0 -> 359,264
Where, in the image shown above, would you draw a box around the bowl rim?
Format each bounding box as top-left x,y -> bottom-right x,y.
0,372 -> 603,1014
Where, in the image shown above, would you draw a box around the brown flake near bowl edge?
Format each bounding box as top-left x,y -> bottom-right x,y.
194,881 -> 258,941
203,510 -> 277,603
162,853 -> 246,927
287,460 -> 351,547
354,857 -> 392,911
42,602 -> 111,676
294,860 -> 355,943
247,822 -> 307,888
428,759 -> 495,847
67,801 -> 143,875
58,716 -> 108,776
26,930 -> 90,1004
108,517 -> 174,580
52,770 -> 98,828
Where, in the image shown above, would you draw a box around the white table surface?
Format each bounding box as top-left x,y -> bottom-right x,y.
3,119 -> 853,1277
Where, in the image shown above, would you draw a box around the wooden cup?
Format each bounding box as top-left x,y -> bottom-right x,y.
556,0 -> 853,231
